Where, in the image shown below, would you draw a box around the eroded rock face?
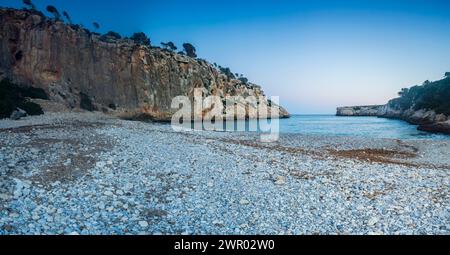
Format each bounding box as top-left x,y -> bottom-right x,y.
0,8 -> 289,121
9,108 -> 26,120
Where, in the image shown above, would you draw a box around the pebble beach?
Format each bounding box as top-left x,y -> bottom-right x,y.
0,112 -> 449,235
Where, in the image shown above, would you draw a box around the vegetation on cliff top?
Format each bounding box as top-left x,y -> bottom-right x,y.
131,32 -> 151,46
390,73 -> 450,115
22,0 -> 36,10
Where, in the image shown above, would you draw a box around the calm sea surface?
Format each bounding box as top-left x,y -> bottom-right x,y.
236,115 -> 450,140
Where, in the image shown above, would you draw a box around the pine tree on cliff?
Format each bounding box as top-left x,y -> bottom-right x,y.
46,5 -> 61,21
445,72 -> 450,78
93,22 -> 100,30
62,11 -> 72,24
23,0 -> 36,10
239,77 -> 249,84
398,88 -> 409,96
182,43 -> 197,58
161,42 -> 177,51
130,32 -> 151,46
103,31 -> 122,40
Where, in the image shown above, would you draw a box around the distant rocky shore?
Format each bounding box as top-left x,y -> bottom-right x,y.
337,75 -> 450,135
337,105 -> 450,135
336,105 -> 384,117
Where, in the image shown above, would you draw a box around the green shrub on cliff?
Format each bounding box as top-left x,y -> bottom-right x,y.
23,0 -> 36,10
100,31 -> 122,42
161,41 -> 177,51
63,11 -> 72,24
131,32 -> 151,46
46,5 -> 61,21
238,77 -> 249,84
218,66 -> 235,80
182,43 -> 197,58
93,22 -> 100,30
390,74 -> 450,115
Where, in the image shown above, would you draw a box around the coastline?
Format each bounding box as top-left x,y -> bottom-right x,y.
337,105 -> 450,136
1,112 -> 449,234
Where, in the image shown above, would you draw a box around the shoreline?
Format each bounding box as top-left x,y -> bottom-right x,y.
0,112 -> 449,234
336,105 -> 450,136
335,114 -> 450,138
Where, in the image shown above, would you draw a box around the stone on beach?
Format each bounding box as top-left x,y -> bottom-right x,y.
274,176 -> 286,185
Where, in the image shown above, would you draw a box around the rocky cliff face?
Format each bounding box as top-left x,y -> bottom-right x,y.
336,105 -> 384,116
0,8 -> 289,121
380,103 -> 449,134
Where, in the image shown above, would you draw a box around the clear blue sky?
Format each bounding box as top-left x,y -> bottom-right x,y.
3,0 -> 450,113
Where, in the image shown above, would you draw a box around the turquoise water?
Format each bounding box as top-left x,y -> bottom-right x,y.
239,115 -> 450,140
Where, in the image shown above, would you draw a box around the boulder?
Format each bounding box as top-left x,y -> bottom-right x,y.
10,108 -> 27,120
435,114 -> 448,122
407,109 -> 437,124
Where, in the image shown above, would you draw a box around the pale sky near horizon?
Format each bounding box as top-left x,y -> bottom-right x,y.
3,0 -> 450,114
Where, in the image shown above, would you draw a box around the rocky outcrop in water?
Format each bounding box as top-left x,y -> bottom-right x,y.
337,104 -> 450,135
379,104 -> 449,135
336,105 -> 384,116
0,8 -> 289,121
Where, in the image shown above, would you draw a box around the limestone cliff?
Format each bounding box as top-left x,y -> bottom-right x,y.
0,8 -> 289,121
336,105 -> 384,117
